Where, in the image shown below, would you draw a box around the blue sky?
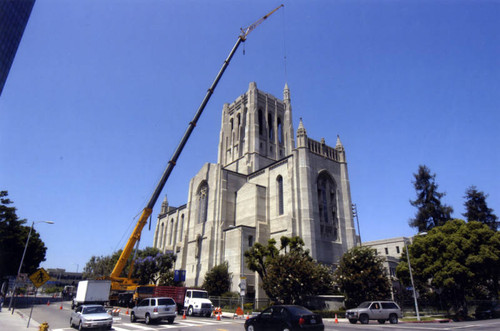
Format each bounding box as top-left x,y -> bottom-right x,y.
1,0 -> 498,273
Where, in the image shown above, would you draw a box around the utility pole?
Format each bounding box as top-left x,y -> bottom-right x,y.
352,204 -> 362,246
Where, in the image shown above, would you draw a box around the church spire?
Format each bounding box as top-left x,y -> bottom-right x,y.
283,82 -> 295,154
297,118 -> 308,148
160,195 -> 169,215
335,135 -> 346,162
284,82 -> 290,102
335,135 -> 344,150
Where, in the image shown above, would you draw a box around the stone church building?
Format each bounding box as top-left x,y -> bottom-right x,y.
153,82 -> 358,299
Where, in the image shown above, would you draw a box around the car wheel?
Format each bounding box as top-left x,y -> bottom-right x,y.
378,319 -> 386,324
130,312 -> 136,323
69,318 -> 73,328
78,321 -> 83,331
349,319 -> 357,324
187,306 -> 194,316
389,314 -> 398,324
359,314 -> 369,324
247,325 -> 255,331
145,313 -> 151,325
167,318 -> 174,324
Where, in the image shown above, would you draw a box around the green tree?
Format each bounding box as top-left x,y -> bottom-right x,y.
82,250 -> 122,279
82,247 -> 176,284
202,261 -> 232,296
334,246 -> 392,308
396,220 -> 500,315
0,191 -> 47,280
245,236 -> 335,305
463,186 -> 498,231
409,165 -> 453,231
132,251 -> 176,285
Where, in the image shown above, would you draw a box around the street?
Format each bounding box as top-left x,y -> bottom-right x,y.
10,302 -> 500,331
15,301 -> 247,331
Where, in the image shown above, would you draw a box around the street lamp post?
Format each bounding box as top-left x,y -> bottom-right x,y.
404,232 -> 427,321
8,221 -> 54,312
352,204 -> 362,246
404,239 -> 420,321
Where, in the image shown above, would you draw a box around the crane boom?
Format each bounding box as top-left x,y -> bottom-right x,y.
109,4 -> 284,287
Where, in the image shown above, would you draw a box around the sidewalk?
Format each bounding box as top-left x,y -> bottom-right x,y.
0,309 -> 40,330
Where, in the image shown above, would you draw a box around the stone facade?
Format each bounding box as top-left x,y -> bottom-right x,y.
153,82 -> 358,299
363,237 -> 410,300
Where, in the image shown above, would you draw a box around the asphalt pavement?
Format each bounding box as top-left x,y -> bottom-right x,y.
0,304 -> 350,331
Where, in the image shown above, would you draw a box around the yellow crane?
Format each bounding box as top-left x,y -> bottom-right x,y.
107,4 -> 284,298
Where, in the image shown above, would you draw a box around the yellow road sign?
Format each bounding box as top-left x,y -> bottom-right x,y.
29,268 -> 50,288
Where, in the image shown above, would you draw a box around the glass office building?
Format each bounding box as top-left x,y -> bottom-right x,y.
0,0 -> 36,96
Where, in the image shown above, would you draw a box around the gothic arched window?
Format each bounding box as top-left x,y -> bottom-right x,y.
258,110 -> 263,136
277,117 -> 283,144
317,171 -> 338,240
195,234 -> 202,259
178,214 -> 184,242
268,114 -> 274,140
159,222 -> 164,248
197,181 -> 209,224
277,175 -> 284,215
169,219 -> 174,245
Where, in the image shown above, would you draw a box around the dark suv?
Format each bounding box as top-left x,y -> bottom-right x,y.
130,297 -> 177,324
346,301 -> 402,324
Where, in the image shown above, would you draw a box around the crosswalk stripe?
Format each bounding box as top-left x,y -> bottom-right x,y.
179,319 -> 220,324
111,327 -> 133,331
111,320 -> 233,330
124,323 -> 156,330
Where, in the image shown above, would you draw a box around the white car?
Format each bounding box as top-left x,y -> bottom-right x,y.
70,304 -> 113,330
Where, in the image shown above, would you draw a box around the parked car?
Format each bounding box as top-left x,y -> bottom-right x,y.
475,301 -> 500,319
130,297 -> 177,324
244,305 -> 324,331
69,304 -> 112,330
345,301 -> 402,324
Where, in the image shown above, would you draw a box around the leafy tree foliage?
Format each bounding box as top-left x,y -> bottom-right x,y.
244,236 -> 335,305
82,250 -> 122,279
83,247 -> 176,285
0,191 -> 47,280
334,246 -> 392,308
396,220 -> 500,315
409,165 -> 453,231
202,261 -> 232,296
132,250 -> 176,285
463,186 -> 498,231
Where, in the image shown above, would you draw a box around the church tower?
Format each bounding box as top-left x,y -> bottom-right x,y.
218,82 -> 295,174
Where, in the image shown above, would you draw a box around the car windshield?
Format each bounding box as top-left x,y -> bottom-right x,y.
358,302 -> 372,308
83,306 -> 107,314
191,291 -> 208,299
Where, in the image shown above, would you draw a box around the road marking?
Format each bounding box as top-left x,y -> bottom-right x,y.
180,319 -> 223,324
123,323 -> 157,330
112,327 -> 135,331
110,320 -> 234,330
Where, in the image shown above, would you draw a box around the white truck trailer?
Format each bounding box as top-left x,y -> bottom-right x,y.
72,280 -> 111,310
